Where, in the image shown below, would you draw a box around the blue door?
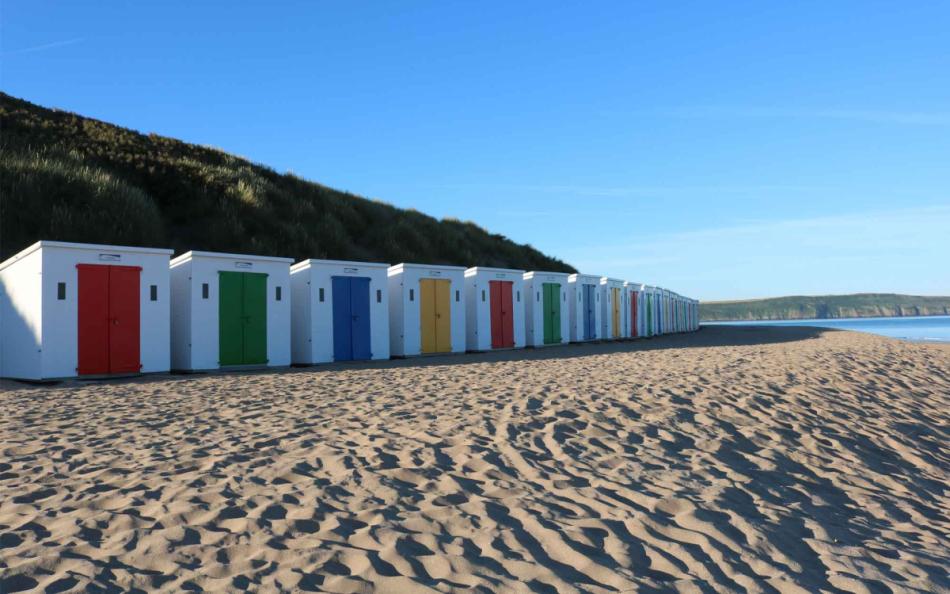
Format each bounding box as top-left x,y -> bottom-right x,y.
350,277 -> 372,360
332,276 -> 372,361
582,284 -> 597,340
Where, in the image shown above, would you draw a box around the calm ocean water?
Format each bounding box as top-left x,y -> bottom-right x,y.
704,315 -> 950,343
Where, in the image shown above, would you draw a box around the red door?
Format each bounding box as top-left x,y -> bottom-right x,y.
489,281 -> 502,348
78,265 -> 111,375
109,266 -> 141,373
501,281 -> 514,347
630,290 -> 638,337
77,264 -> 141,375
489,280 -> 514,348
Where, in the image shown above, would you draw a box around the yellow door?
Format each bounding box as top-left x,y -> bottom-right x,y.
420,279 -> 437,353
435,280 -> 452,352
420,279 -> 452,353
612,287 -> 620,337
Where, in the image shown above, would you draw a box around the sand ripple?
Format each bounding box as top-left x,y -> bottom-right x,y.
1,326 -> 948,592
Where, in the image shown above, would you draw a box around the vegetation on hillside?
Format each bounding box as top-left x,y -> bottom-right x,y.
701,293 -> 950,321
0,92 -> 575,272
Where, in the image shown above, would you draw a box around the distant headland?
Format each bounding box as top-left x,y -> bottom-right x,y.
701,293 -> 950,322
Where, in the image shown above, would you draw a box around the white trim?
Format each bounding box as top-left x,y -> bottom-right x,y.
291,258 -> 390,272
1,240 -> 173,271
171,250 -> 294,267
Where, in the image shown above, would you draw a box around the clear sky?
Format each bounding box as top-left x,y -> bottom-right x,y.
3,1 -> 948,300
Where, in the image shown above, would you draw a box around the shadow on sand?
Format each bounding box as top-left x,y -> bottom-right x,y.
2,325 -> 835,390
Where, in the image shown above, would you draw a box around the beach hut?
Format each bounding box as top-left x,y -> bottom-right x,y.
648,287 -> 660,336
671,292 -> 678,333
643,286 -> 656,337
673,293 -> 679,332
683,296 -> 690,332
599,277 -> 625,340
567,273 -> 602,342
688,298 -> 693,331
658,288 -> 668,335
523,271 -> 570,347
677,294 -> 684,332
169,251 -> 292,371
668,292 -> 674,333
0,241 -> 172,380
464,267 -> 526,351
676,293 -> 682,333
637,287 -> 647,337
388,263 -> 466,357
623,281 -> 643,339
290,259 -> 390,364
666,290 -> 673,334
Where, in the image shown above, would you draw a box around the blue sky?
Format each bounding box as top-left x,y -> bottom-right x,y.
3,1 -> 948,300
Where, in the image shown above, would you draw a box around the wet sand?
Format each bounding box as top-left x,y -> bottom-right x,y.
1,326 -> 948,593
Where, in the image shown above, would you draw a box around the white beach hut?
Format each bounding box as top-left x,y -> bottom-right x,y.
388,263 -> 466,357
567,273 -> 602,342
623,281 -> 644,339
681,295 -> 688,333
673,292 -> 679,333
290,259 -> 390,364
663,289 -> 672,334
523,271 -> 570,348
464,267 -> 526,352
656,287 -> 667,336
169,251 -> 292,371
670,292 -> 678,333
677,293 -> 684,332
664,289 -> 676,334
599,277 -> 625,340
0,241 -> 172,380
640,285 -> 650,338
643,285 -> 657,337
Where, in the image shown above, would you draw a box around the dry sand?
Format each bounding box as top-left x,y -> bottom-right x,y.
1,326 -> 948,593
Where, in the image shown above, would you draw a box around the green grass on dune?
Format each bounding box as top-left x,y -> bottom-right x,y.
0,92 -> 575,273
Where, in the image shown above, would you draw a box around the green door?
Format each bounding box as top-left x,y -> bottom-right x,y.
218,271 -> 268,366
219,272 -> 245,365
242,273 -> 268,364
542,283 -> 561,344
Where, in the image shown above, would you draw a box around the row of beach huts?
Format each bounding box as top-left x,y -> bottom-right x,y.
0,241 -> 699,381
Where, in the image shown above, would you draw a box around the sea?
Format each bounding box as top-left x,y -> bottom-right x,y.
704,315 -> 950,343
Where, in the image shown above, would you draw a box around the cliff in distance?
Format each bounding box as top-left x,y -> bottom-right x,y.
701,293 -> 950,321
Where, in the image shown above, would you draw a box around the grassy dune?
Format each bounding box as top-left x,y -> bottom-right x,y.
0,92 -> 574,272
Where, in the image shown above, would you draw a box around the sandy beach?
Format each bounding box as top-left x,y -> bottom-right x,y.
1,326 -> 948,593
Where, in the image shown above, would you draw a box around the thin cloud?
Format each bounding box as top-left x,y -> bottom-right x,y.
1,37 -> 85,57
640,106 -> 950,126
562,204 -> 950,299
576,204 -> 950,253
